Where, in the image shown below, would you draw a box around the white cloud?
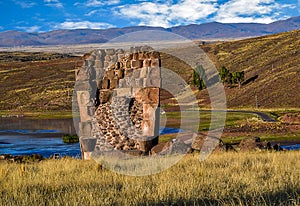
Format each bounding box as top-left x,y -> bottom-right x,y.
55,21 -> 115,29
116,0 -> 218,27
114,0 -> 296,27
85,10 -> 98,16
214,0 -> 290,23
44,0 -> 63,8
16,26 -> 41,33
84,0 -> 120,7
12,0 -> 36,8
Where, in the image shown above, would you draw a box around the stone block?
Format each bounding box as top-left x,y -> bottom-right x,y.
95,60 -> 103,68
132,53 -> 139,60
104,61 -> 110,68
143,78 -> 161,88
131,60 -> 143,68
143,59 -> 151,68
125,52 -> 132,60
79,121 -> 93,137
77,91 -> 93,107
106,70 -> 115,79
134,88 -> 159,104
137,137 -> 158,153
116,88 -> 132,97
116,49 -> 124,54
117,53 -> 124,61
132,69 -> 141,79
124,69 -> 133,77
150,51 -> 160,59
124,76 -> 132,87
140,67 -> 148,78
105,49 -> 115,55
119,79 -> 127,88
80,137 -> 97,152
125,60 -> 131,68
148,67 -> 160,78
87,106 -> 96,116
133,78 -> 143,88
78,106 -> 92,122
116,69 -> 124,79
150,59 -> 161,68
110,78 -> 119,89
104,55 -> 111,62
110,55 -> 117,63
100,90 -> 112,104
101,77 -> 109,89
74,81 -> 93,91
138,52 -> 146,60
76,67 -> 90,81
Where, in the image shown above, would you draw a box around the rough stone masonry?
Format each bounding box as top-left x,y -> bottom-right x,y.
75,46 -> 161,160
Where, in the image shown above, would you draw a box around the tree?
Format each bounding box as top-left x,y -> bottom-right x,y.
232,71 -> 245,89
219,66 -> 244,88
219,66 -> 232,84
192,65 -> 206,90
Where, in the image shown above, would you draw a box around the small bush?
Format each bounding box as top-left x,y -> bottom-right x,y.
62,134 -> 79,143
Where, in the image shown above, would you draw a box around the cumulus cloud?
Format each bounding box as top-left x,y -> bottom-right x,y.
114,0 -> 296,27
75,0 -> 120,7
15,26 -> 41,33
116,0 -> 218,27
85,10 -> 98,16
214,0 -> 291,23
12,0 -> 36,8
55,21 -> 115,29
44,0 -> 63,8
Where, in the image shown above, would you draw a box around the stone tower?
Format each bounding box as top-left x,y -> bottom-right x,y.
74,46 -> 161,160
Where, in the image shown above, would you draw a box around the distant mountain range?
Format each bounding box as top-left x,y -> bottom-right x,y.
0,16 -> 300,47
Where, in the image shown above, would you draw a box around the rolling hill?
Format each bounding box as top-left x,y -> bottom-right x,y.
0,16 -> 300,47
199,29 -> 300,109
0,29 -> 299,112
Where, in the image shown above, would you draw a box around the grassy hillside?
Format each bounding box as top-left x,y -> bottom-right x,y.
0,30 -> 299,113
0,152 -> 299,205
200,29 -> 300,109
0,52 -> 82,112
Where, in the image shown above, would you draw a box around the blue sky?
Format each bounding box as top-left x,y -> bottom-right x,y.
0,0 -> 299,33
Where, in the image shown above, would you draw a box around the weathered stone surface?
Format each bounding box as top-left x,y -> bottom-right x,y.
105,49 -> 115,55
143,78 -> 161,88
79,121 -> 93,137
135,88 -> 159,104
110,78 -> 118,89
116,88 -> 132,97
140,67 -> 148,78
148,67 -> 160,78
143,59 -> 151,68
131,60 -> 143,68
95,60 -> 103,68
150,59 -> 161,68
101,77 -> 109,89
100,90 -> 112,104
77,47 -> 161,159
81,138 -> 97,152
132,69 -> 141,79
77,91 -> 93,107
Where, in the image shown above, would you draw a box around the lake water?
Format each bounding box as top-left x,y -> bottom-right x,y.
1,117 -> 298,158
0,117 -> 186,158
0,117 -> 81,158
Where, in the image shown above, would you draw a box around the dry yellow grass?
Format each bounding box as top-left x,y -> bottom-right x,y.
0,151 -> 299,205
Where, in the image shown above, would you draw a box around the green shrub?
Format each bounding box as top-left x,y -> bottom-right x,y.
62,134 -> 79,143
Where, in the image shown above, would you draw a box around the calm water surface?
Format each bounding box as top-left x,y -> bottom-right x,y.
0,117 -> 80,158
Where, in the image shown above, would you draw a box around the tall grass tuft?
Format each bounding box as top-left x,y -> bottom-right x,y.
0,151 -> 299,205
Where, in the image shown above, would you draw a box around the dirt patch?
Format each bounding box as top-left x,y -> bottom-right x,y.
279,113 -> 300,124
